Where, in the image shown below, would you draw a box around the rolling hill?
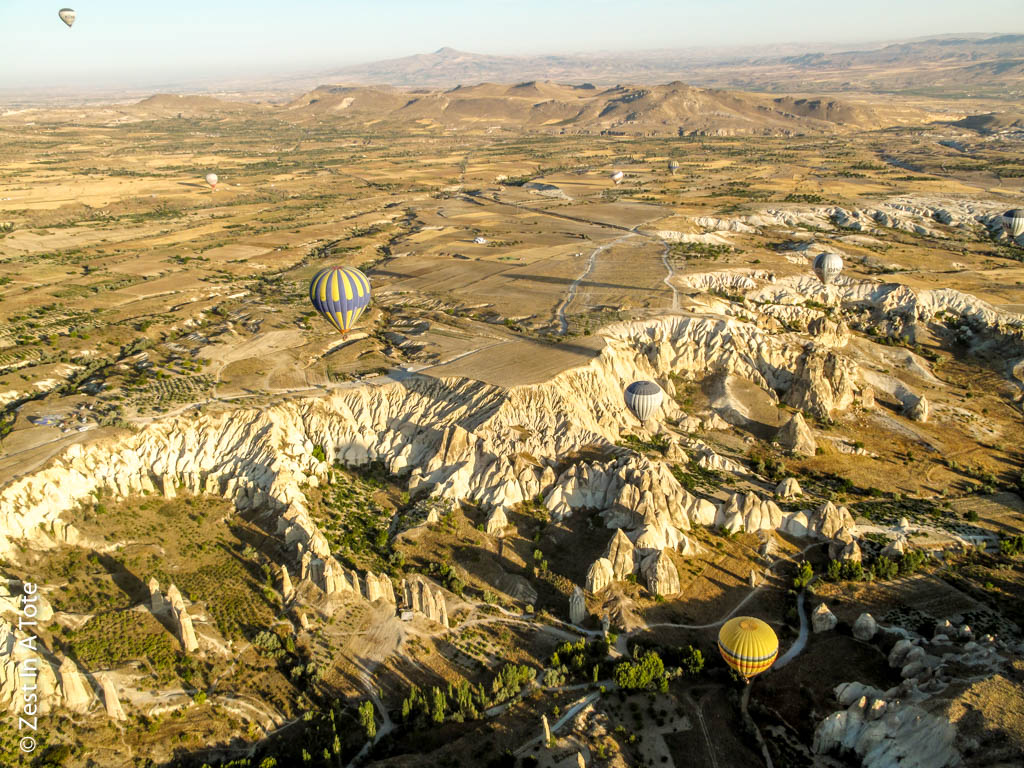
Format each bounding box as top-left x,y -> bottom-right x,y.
300,36 -> 1024,99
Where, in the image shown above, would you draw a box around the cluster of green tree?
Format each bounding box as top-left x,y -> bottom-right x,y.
999,534 -> 1024,557
618,642 -> 705,680
398,663 -> 537,731
317,467 -> 393,572
824,549 -> 928,583
748,452 -> 787,482
543,638 -> 609,687
425,559 -> 465,597
619,432 -> 671,456
793,561 -> 814,589
67,611 -> 179,671
613,650 -> 668,692
783,192 -> 827,203
195,703 -> 362,768
668,241 -> 735,260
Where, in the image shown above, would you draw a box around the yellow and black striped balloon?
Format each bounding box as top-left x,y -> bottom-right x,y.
309,266 -> 371,334
718,616 -> 779,680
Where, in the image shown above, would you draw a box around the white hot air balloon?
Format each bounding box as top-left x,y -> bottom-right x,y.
58,8 -> 76,27
813,252 -> 843,285
668,160 -> 680,175
1002,209 -> 1024,240
611,171 -> 625,185
206,173 -> 219,192
624,381 -> 664,423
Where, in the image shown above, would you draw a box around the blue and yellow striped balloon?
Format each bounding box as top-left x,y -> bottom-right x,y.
309,266 -> 372,334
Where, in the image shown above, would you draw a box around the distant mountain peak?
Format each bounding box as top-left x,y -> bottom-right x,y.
433,47 -> 463,57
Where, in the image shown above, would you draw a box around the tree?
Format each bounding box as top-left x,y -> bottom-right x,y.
793,561 -> 813,588
430,686 -> 447,723
614,650 -> 667,692
681,645 -> 705,676
358,700 -> 376,740
873,556 -> 898,580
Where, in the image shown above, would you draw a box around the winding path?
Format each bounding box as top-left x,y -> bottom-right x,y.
657,237 -> 680,310
627,542 -> 820,635
773,589 -> 808,670
686,690 -> 721,768
514,691 -> 603,755
556,234 -> 634,334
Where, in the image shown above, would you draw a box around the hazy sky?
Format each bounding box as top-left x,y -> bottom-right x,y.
1,0 -> 1020,89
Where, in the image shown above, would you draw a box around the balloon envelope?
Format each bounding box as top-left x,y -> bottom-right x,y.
309,266 -> 372,334
205,173 -> 218,188
58,8 -> 76,26
813,252 -> 843,285
718,616 -> 779,679
624,380 -> 663,422
1002,209 -> 1024,239
668,160 -> 680,173
611,171 -> 625,184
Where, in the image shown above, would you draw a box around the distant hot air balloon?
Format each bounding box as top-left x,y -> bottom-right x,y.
58,8 -> 76,27
309,266 -> 371,335
1002,209 -> 1024,240
611,171 -> 625,185
668,160 -> 680,175
624,380 -> 664,423
206,173 -> 219,191
718,616 -> 779,681
813,252 -> 843,285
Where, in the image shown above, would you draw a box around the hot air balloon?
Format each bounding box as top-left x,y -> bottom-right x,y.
624,381 -> 663,423
58,8 -> 76,27
309,266 -> 371,334
718,616 -> 779,681
1002,209 -> 1024,240
813,252 -> 843,285
668,160 -> 680,175
611,171 -> 625,185
206,173 -> 219,192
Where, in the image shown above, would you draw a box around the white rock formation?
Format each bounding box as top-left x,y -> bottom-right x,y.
904,394 -> 929,423
813,684 -> 958,768
585,558 -> 614,594
0,312 -> 873,561
569,586 -> 585,625
776,413 -> 817,456
812,501 -> 857,540
719,492 -> 783,533
165,583 -> 199,653
485,508 -> 509,536
100,675 -> 127,721
58,657 -> 91,713
404,575 -> 448,626
812,603 -> 838,633
641,550 -> 679,596
853,613 -> 878,642
775,477 -> 802,499
605,529 -> 636,580
830,529 -> 863,563
280,565 -> 294,601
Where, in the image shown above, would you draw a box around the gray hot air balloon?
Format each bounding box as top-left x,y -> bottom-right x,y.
205,173 -> 219,191
1002,209 -> 1024,240
813,252 -> 843,285
624,381 -> 664,423
668,160 -> 680,175
58,8 -> 76,27
611,171 -> 625,185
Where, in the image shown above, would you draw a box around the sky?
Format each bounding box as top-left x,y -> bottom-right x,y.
1,0 -> 1021,90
